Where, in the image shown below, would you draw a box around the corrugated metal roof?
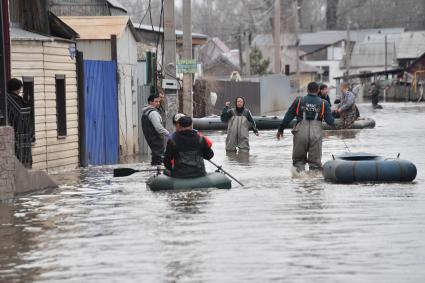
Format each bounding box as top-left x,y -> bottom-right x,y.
60,16 -> 132,40
350,40 -> 397,68
252,28 -> 405,49
133,22 -> 208,39
107,0 -> 127,12
350,31 -> 425,68
10,27 -> 53,41
361,31 -> 425,59
299,28 -> 404,46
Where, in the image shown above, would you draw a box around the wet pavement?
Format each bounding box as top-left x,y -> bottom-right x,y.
1,102 -> 424,282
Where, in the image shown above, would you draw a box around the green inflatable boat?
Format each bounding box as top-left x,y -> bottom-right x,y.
147,172 -> 232,191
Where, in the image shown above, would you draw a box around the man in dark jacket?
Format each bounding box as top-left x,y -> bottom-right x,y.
164,116 -> 214,178
7,78 -> 29,108
276,82 -> 335,172
142,94 -> 170,165
319,84 -> 331,107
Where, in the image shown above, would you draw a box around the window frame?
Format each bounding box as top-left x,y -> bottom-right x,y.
55,74 -> 67,138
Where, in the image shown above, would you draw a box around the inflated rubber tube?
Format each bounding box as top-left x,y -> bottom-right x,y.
147,172 -> 232,191
323,153 -> 417,183
192,116 -> 375,131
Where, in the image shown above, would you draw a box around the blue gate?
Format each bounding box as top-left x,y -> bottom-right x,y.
84,60 -> 119,165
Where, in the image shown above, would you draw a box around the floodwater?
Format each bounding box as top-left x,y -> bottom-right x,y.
1,102 -> 425,283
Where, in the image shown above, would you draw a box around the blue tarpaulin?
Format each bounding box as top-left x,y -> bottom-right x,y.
84,60 -> 119,165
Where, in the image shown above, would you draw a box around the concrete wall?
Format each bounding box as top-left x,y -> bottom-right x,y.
0,126 -> 57,201
0,127 -> 15,200
259,74 -> 294,114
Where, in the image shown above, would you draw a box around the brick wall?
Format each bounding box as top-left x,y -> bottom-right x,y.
0,126 -> 15,200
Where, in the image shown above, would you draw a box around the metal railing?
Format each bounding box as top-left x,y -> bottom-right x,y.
7,94 -> 32,168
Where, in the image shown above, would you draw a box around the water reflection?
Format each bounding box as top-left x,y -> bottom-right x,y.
165,191 -> 210,215
225,150 -> 251,165
325,129 -> 359,139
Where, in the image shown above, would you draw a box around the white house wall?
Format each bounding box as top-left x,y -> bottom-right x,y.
117,26 -> 139,156
303,60 -> 344,87
327,46 -> 343,60
11,40 -> 79,172
77,40 -> 111,61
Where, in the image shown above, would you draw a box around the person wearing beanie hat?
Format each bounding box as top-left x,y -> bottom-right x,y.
164,115 -> 214,178
276,81 -> 335,173
7,78 -> 29,108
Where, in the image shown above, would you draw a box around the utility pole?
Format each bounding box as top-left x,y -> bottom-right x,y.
384,35 -> 388,79
238,26 -> 244,72
244,29 -> 251,76
273,0 -> 281,73
182,0 -> 193,116
293,1 -> 300,91
0,0 -> 9,126
345,16 -> 351,80
163,0 -> 178,132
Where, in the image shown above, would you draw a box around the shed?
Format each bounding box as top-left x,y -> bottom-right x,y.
10,27 -> 80,172
61,16 -> 140,158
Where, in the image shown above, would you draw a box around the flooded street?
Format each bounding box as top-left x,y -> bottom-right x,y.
1,102 -> 425,282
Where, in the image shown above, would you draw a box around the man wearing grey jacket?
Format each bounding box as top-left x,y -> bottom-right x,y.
142,94 -> 170,165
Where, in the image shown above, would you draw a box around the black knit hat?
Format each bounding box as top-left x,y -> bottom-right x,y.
178,116 -> 192,127
7,78 -> 23,92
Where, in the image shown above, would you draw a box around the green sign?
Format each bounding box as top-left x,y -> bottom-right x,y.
177,59 -> 198,74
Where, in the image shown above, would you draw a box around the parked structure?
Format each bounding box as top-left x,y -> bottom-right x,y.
61,16 -> 140,160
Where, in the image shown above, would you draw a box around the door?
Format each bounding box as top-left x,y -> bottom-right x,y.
84,60 -> 119,165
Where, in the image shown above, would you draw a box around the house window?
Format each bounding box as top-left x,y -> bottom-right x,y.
55,74 -> 67,137
22,76 -> 35,141
315,66 -> 330,83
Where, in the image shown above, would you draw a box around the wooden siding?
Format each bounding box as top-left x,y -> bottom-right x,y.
11,40 -> 79,172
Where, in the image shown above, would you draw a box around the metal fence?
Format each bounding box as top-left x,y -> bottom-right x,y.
213,80 -> 261,115
7,95 -> 32,168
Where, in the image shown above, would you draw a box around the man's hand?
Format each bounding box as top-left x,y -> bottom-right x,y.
225,101 -> 231,107
276,131 -> 283,140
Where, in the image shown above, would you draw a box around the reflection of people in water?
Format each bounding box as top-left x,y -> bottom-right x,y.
226,150 -> 250,165
326,129 -> 359,140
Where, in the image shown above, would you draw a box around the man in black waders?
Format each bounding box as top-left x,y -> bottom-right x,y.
164,116 -> 214,178
276,82 -> 335,172
142,94 -> 170,165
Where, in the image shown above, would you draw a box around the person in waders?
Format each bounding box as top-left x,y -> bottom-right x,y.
369,82 -> 383,109
335,82 -> 357,128
276,82 -> 335,172
221,97 -> 259,152
142,94 -> 170,165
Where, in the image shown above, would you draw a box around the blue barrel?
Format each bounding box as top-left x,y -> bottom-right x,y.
323,153 -> 417,183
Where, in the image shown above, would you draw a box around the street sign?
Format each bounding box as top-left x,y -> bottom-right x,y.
176,59 -> 197,74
